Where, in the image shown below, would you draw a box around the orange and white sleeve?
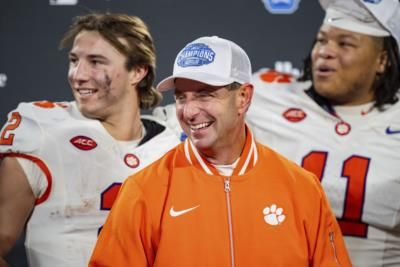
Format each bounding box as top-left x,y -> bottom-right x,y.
0,102 -> 48,199
310,181 -> 353,267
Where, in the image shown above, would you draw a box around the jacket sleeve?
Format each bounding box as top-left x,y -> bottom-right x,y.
89,177 -> 155,267
310,181 -> 353,267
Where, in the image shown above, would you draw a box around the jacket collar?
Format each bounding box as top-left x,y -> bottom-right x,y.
183,125 -> 258,176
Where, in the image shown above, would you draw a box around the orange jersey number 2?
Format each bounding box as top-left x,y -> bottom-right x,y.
98,182 -> 122,234
0,112 -> 22,146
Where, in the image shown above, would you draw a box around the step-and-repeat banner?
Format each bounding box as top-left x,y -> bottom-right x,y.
0,0 -> 323,266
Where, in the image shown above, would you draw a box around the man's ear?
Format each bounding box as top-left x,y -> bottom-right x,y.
376,50 -> 388,74
237,83 -> 254,115
130,65 -> 148,85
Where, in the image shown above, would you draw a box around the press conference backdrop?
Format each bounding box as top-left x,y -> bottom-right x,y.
0,0 -> 324,266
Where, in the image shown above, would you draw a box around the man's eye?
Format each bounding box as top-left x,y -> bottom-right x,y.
339,41 -> 354,47
91,60 -> 101,65
316,37 -> 326,44
198,92 -> 211,98
174,95 -> 185,102
69,57 -> 77,64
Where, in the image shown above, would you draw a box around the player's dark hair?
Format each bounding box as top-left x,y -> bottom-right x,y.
299,36 -> 400,110
60,13 -> 161,109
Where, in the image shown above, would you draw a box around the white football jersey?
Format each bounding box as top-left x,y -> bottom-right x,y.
153,103 -> 186,141
0,101 -> 181,267
246,69 -> 400,267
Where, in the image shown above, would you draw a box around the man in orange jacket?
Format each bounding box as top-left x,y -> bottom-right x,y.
89,36 -> 352,266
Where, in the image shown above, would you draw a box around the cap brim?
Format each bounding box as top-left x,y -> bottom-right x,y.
156,72 -> 235,92
324,17 -> 390,37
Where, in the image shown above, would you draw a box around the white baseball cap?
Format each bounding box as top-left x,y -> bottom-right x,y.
319,0 -> 400,55
157,36 -> 252,91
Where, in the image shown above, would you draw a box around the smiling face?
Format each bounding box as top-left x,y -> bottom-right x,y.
174,78 -> 251,162
311,25 -> 387,106
68,30 -> 141,120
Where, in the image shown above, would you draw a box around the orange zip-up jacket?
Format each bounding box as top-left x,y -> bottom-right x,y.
90,129 -> 352,267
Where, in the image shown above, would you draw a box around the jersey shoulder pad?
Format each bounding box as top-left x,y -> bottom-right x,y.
142,113 -> 184,142
152,104 -> 185,141
152,104 -> 176,122
252,68 -> 311,92
0,101 -> 72,154
253,68 -> 296,84
20,101 -> 74,123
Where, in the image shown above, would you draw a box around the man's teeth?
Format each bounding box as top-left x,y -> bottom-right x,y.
191,122 -> 211,130
78,89 -> 96,95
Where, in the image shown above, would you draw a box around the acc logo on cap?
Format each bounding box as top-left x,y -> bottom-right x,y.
177,43 -> 215,67
261,0 -> 301,14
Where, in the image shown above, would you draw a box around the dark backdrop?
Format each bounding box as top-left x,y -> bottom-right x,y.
0,0 -> 324,266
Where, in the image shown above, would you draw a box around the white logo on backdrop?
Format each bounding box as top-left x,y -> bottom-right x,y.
0,73 -> 7,87
261,0 -> 301,14
49,0 -> 78,5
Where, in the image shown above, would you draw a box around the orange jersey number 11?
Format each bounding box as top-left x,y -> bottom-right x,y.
302,151 -> 370,238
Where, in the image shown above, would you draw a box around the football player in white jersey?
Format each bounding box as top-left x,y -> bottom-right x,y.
247,0 -> 400,266
0,13 -> 180,267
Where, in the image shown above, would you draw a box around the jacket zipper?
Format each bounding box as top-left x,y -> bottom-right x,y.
224,178 -> 235,267
329,231 -> 341,267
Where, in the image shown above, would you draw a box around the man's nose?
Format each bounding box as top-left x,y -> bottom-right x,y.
317,42 -> 337,59
182,99 -> 201,120
69,61 -> 90,84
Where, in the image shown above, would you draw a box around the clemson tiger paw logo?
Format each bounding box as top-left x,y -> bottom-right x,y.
263,204 -> 285,226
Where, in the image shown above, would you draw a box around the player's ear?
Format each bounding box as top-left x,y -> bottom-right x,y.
237,83 -> 253,115
130,65 -> 148,86
376,49 -> 388,74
